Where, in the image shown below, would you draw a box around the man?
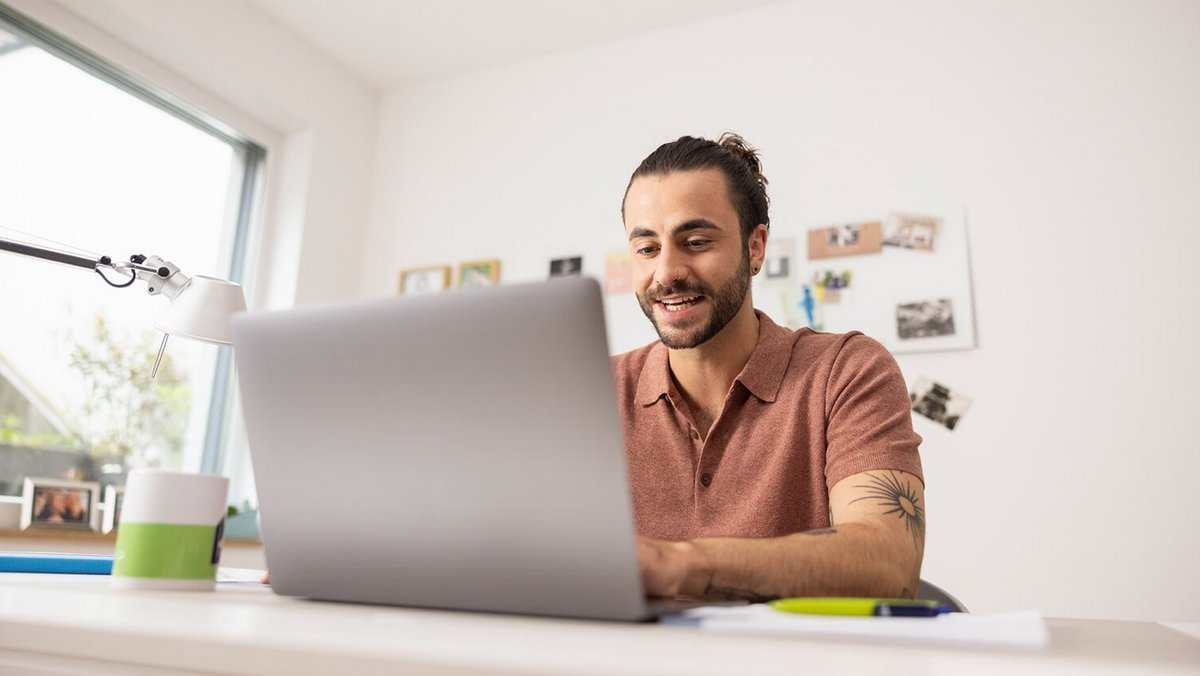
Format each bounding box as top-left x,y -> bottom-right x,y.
616,133 -> 925,601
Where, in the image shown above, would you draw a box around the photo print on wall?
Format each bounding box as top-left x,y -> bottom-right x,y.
883,213 -> 941,252
605,250 -> 632,295
549,256 -> 583,278
809,269 -> 853,304
910,376 -> 972,431
896,299 -> 955,340
761,237 -> 795,286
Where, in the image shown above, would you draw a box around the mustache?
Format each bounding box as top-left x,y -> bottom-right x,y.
643,281 -> 712,303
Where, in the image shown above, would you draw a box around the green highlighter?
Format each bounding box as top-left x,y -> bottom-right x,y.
769,597 -> 952,617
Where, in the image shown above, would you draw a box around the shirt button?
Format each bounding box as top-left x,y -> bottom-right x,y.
690,429 -> 700,440
700,473 -> 712,487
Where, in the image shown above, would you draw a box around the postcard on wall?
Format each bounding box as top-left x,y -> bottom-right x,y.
605,250 -> 632,295
810,269 -> 853,304
896,299 -> 956,340
883,213 -> 941,252
549,256 -> 583,278
807,221 -> 883,260
457,259 -> 501,288
398,265 -> 451,295
761,237 -> 796,286
910,376 -> 972,431
780,287 -> 823,331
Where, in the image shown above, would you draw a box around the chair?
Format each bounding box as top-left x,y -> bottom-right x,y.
917,579 -> 968,612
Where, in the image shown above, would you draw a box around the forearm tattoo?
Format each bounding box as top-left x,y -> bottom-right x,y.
849,471 -> 925,551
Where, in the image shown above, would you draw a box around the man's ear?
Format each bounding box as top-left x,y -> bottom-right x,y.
749,224 -> 769,271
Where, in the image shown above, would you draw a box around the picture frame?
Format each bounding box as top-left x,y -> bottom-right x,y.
398,265 -> 452,295
102,484 -> 125,534
20,477 -> 102,532
457,259 -> 501,288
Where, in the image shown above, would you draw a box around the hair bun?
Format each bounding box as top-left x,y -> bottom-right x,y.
716,132 -> 767,187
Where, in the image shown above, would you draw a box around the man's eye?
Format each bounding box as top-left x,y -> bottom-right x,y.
686,239 -> 711,249
636,245 -> 658,256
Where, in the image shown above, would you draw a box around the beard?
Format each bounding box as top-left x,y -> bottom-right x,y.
637,252 -> 751,350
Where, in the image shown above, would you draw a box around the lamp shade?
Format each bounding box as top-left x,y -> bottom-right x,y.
154,275 -> 247,345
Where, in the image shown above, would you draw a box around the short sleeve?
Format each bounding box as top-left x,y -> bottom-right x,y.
823,334 -> 923,490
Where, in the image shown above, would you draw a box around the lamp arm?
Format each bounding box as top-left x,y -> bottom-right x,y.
0,234 -> 190,298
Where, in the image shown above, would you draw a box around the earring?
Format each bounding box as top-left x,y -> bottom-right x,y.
752,266 -> 760,274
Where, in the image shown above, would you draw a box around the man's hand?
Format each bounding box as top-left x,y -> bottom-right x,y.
637,535 -> 708,598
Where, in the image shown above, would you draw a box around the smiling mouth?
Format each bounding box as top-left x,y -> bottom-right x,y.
658,295 -> 704,313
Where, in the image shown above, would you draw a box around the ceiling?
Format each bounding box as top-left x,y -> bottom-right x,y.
250,0 -> 783,90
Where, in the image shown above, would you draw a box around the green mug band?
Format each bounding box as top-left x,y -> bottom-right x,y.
113,522 -> 221,580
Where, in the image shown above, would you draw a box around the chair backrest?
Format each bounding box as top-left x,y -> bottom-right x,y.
917,579 -> 968,612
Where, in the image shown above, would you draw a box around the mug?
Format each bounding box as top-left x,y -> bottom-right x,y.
111,470 -> 229,590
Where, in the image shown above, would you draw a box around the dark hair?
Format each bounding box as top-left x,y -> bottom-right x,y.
622,132 -> 770,242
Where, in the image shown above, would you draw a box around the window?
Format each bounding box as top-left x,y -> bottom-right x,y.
0,7 -> 262,498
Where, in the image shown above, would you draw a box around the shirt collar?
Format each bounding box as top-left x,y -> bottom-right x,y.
634,311 -> 800,406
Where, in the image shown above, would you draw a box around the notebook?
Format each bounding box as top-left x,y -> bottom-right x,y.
233,278 -> 664,621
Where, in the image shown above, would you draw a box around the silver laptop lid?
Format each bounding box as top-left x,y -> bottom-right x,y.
232,278 -> 648,621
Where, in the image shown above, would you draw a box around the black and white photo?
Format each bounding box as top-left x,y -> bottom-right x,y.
910,377 -> 972,431
896,299 -> 955,339
549,256 -> 583,278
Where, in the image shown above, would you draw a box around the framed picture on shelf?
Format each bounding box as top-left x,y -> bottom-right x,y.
102,485 -> 125,534
457,259 -> 501,288
20,477 -> 102,532
398,265 -> 451,295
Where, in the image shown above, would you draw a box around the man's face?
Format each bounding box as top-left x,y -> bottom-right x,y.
623,169 -> 761,349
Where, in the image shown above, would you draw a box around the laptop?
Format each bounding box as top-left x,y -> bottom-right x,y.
232,277 -> 660,621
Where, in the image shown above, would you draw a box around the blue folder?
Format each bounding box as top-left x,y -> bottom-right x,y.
0,552 -> 114,575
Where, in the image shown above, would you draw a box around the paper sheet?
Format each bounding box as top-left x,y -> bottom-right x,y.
661,605 -> 1049,649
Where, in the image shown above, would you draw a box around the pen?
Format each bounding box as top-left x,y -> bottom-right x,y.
768,597 -> 952,617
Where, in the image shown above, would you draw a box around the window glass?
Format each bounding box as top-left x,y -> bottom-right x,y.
0,24 -> 252,497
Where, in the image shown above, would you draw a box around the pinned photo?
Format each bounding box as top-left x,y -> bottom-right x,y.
810,270 -> 853,304
781,286 -> 822,331
549,256 -> 583,278
910,377 -> 972,431
761,237 -> 795,286
807,221 -> 883,260
605,250 -> 632,294
883,213 -> 941,252
896,299 -> 955,339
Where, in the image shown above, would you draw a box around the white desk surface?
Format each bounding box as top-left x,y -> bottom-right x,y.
1,573 -> 1197,675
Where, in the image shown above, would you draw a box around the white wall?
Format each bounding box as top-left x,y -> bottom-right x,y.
361,0 -> 1200,621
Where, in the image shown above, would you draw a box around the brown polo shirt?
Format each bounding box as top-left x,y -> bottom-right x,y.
613,311 -> 923,540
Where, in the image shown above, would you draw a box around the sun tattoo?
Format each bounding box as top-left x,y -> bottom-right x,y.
849,471 -> 925,550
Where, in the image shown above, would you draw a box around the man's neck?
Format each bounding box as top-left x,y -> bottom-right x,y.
667,299 -> 760,428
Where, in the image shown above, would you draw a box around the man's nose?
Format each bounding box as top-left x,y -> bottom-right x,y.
653,245 -> 689,289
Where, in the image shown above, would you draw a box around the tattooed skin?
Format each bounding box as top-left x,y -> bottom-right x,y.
849,471 -> 925,551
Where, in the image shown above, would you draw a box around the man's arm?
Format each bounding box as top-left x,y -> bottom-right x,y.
637,469 -> 925,600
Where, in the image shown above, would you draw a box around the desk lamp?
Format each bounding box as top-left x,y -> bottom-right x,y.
0,234 -> 246,376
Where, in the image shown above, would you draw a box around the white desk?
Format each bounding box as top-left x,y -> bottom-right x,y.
1,573 -> 1197,675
